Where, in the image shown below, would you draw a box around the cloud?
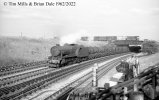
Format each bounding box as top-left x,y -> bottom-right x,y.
150,8 -> 159,15
0,0 -> 159,41
130,8 -> 159,16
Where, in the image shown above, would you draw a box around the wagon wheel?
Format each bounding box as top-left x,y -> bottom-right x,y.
76,58 -> 81,63
67,59 -> 73,65
60,59 -> 65,67
56,64 -> 60,68
72,58 -> 77,64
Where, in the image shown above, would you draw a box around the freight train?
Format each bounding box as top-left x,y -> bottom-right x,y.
48,44 -> 129,67
81,36 -> 139,41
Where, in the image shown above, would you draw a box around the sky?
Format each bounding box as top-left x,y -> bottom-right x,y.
0,0 -> 159,41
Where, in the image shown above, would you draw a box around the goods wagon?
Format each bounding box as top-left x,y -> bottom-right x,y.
48,44 -> 129,67
93,36 -> 117,41
126,36 -> 139,41
81,36 -> 89,41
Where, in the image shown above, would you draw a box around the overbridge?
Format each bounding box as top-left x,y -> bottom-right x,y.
114,40 -> 143,52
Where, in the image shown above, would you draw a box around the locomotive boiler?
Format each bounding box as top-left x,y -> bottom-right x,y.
48,44 -> 129,68
48,44 -> 89,67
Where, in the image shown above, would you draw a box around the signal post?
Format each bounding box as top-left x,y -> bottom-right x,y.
92,63 -> 98,95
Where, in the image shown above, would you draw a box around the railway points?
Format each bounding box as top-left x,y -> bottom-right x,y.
0,37 -> 158,100
64,58 -> 158,100
27,65 -> 93,100
0,53 -> 131,100
31,53 -> 132,100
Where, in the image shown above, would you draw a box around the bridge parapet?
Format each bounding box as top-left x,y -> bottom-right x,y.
114,40 -> 143,46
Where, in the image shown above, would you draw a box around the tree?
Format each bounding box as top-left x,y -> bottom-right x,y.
142,41 -> 159,54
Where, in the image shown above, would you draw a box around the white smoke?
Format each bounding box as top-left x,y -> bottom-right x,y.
59,30 -> 89,46
59,30 -> 109,47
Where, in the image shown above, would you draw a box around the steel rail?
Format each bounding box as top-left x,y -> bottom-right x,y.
0,53 -> 132,100
0,63 -> 48,77
44,55 -> 130,100
0,67 -> 55,88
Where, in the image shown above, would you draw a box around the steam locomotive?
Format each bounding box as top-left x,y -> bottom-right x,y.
48,44 -> 129,67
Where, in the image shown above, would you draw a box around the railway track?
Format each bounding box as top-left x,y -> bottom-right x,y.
44,55 -> 126,100
0,67 -> 55,88
0,53 -> 132,100
0,61 -> 48,77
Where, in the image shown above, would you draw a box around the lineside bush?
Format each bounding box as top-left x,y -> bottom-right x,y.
142,41 -> 159,54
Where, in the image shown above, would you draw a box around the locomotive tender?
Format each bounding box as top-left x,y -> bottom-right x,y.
48,44 -> 129,67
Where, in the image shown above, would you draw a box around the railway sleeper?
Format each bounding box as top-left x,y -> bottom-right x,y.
9,78 -> 38,92
16,83 -> 27,89
0,96 -> 9,100
4,86 -> 31,99
8,87 -> 16,92
2,90 -> 22,100
0,88 -> 10,96
3,70 -> 41,87
1,66 -> 75,98
0,92 -> 3,97
15,82 -> 45,99
21,76 -> 53,94
0,88 -> 16,98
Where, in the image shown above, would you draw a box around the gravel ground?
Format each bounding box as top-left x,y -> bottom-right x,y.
98,63 -> 120,87
20,53 -> 159,99
24,67 -> 92,100
139,52 -> 159,71
23,54 -> 131,100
